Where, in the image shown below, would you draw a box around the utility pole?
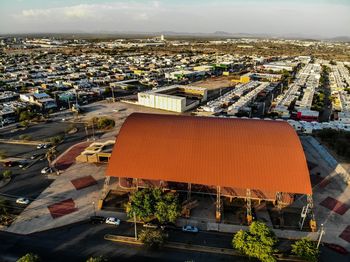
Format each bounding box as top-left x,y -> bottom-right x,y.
317,224 -> 325,249
111,86 -> 115,102
134,211 -> 138,240
85,125 -> 89,141
75,89 -> 78,106
91,122 -> 95,141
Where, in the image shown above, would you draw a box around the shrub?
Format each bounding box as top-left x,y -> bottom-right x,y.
19,134 -> 32,141
0,150 -> 6,159
139,228 -> 165,249
47,135 -> 64,145
291,238 -> 319,262
2,170 -> 12,179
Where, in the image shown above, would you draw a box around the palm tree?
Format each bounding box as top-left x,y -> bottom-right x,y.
45,146 -> 58,168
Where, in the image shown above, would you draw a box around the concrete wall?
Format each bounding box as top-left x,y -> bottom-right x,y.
138,92 -> 185,112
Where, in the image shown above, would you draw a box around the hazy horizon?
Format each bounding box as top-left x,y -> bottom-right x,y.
0,0 -> 349,38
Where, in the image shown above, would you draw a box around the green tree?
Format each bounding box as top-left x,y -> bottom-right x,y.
97,117 -> 115,130
86,256 -> 104,262
0,197 -> 9,215
155,192 -> 181,224
139,228 -> 165,248
19,111 -> 36,122
46,146 -> 58,167
127,188 -> 180,224
232,221 -> 277,262
17,253 -> 40,262
19,121 -> 30,128
291,238 -> 319,262
2,170 -> 12,179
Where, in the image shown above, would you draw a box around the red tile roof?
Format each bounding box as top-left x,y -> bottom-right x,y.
106,113 -> 312,195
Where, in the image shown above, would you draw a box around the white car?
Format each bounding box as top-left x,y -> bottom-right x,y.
37,144 -> 44,149
16,197 -> 30,205
182,225 -> 199,233
41,167 -> 53,174
105,217 -> 121,226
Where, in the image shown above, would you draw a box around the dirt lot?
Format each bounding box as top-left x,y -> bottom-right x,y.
190,76 -> 237,90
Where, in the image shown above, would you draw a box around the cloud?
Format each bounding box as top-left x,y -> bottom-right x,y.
21,9 -> 52,18
64,5 -> 92,19
3,0 -> 350,37
15,2 -> 160,21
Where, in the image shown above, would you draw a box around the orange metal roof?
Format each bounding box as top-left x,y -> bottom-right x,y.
106,113 -> 312,195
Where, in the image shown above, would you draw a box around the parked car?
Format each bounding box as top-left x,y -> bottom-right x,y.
16,197 -> 30,205
105,217 -> 120,226
30,153 -> 39,160
182,225 -> 199,233
43,143 -> 51,149
41,167 -> 53,174
18,160 -> 29,168
90,216 -> 106,224
36,144 -> 44,149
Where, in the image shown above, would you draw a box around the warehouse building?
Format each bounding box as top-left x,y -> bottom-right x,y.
102,113 -> 315,228
137,85 -> 207,112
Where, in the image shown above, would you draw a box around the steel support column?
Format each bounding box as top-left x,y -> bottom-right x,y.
307,194 -> 317,232
187,183 -> 191,200
246,189 -> 252,225
216,186 -> 221,222
275,192 -> 284,227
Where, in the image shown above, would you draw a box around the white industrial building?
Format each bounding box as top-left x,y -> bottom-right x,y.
137,85 -> 207,113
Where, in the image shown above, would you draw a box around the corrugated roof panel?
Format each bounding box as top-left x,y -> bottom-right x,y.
106,113 -> 312,195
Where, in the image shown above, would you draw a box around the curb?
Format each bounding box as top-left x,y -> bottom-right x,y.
104,234 -> 142,245
0,139 -> 44,146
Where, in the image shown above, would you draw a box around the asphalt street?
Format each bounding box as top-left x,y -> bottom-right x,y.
0,221 -> 247,262
0,220 -> 346,262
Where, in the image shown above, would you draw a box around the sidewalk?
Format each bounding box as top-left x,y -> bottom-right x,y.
53,141 -> 92,170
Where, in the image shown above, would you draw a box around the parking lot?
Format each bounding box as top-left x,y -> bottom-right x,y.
0,121 -> 89,217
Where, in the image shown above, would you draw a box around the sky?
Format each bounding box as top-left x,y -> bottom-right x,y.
0,0 -> 349,38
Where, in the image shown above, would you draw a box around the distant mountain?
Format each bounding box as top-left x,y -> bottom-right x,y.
327,36 -> 350,42
1,30 -> 349,42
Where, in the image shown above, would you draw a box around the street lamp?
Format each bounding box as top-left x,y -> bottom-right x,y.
92,201 -> 96,216
317,223 -> 325,249
134,211 -> 138,240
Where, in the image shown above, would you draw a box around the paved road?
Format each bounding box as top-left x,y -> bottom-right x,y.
0,221 -> 246,262
0,220 -> 346,262
0,121 -> 91,212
